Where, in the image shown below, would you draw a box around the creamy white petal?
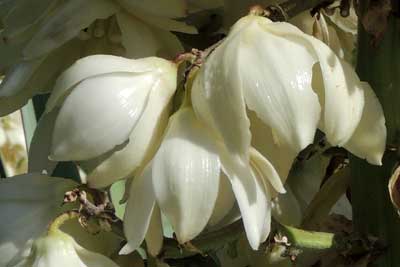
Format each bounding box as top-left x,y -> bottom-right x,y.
28,108 -> 59,174
192,34 -> 251,164
23,0 -> 118,59
344,82 -> 386,165
145,205 -> 164,256
50,72 -> 156,161
208,173 -> 236,227
46,55 -> 172,112
84,60 -> 177,188
236,16 -> 320,152
265,20 -> 365,146
222,160 -> 271,250
120,167 -> 156,255
117,0 -> 187,18
152,108 -> 221,243
0,174 -> 76,266
116,12 -> 183,60
86,77 -> 175,188
249,111 -> 298,183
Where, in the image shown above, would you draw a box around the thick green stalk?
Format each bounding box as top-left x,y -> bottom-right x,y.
352,3 -> 400,266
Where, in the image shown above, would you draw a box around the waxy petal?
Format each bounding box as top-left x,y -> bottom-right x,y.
152,108 -> 221,243
51,72 -> 156,161
344,82 -> 386,165
23,0 -> 118,59
86,67 -> 176,188
120,167 -> 156,255
192,35 -> 251,164
238,16 -> 320,152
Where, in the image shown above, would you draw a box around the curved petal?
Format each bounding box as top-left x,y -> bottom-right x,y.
45,55 -> 174,112
23,0 -> 118,59
344,82 -> 386,165
0,174 -> 76,266
238,16 -> 320,152
28,108 -> 59,174
264,20 -> 365,146
221,157 -> 271,250
50,72 -> 156,161
116,0 -> 187,18
208,173 -> 236,227
192,33 -> 251,164
120,167 -> 156,255
250,147 -> 285,195
86,72 -> 175,188
145,205 -> 164,257
116,12 -> 183,60
152,108 -> 221,243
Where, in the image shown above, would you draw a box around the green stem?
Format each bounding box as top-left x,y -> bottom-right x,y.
279,224 -> 336,250
352,2 -> 400,266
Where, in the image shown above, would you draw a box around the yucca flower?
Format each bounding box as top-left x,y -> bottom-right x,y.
122,107 -> 285,251
9,229 -> 119,267
0,0 -> 196,116
31,55 -> 177,188
192,13 -> 386,184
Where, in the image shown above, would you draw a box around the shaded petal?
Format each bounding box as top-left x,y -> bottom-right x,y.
28,108 -> 59,174
0,39 -> 82,116
192,34 -> 251,164
23,0 -> 118,59
249,111 -> 298,183
250,147 -> 285,195
50,72 -> 156,161
208,173 -> 236,227
145,205 -> 164,257
152,108 -> 221,243
239,16 -> 320,152
116,0 -> 187,18
0,174 -> 76,266
116,12 -> 183,59
134,11 -> 198,34
120,167 -> 156,255
344,82 -> 386,165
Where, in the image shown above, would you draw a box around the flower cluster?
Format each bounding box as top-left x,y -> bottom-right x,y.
0,2 -> 387,267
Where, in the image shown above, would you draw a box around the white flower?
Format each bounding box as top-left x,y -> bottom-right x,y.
10,230 -> 119,267
34,55 -> 177,188
192,14 -> 386,184
121,107 -> 285,252
0,174 -> 76,266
